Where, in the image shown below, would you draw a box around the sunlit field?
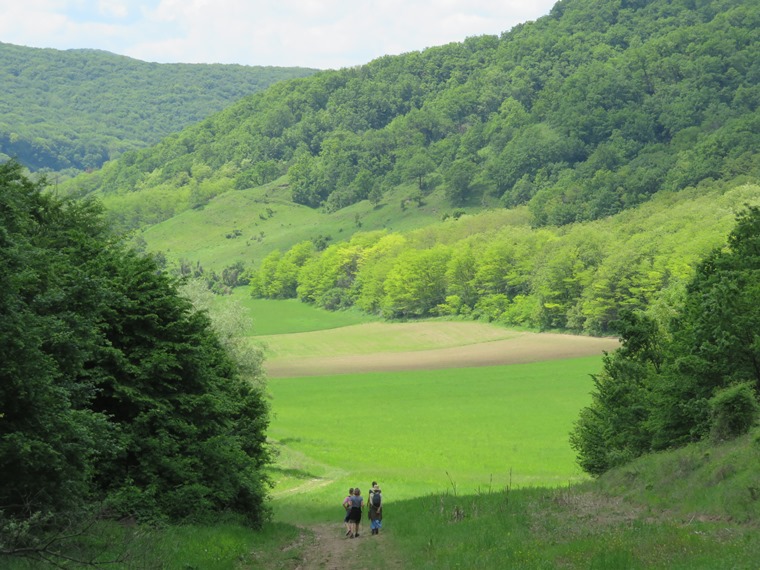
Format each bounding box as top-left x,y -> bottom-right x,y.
220,289 -> 378,336
267,356 -> 601,524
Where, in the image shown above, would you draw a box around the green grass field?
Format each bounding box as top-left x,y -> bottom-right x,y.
220,288 -> 378,336
267,357 -> 599,524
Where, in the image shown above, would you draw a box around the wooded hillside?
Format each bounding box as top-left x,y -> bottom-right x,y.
64,0 -> 760,232
0,42 -> 316,174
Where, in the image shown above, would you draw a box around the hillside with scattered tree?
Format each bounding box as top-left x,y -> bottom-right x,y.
0,42 -> 317,174
62,0 -> 760,234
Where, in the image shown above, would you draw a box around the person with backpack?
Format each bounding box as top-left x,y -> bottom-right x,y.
368,483 -> 383,535
342,488 -> 354,536
346,487 -> 363,538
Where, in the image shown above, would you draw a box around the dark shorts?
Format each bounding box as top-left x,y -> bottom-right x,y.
348,506 -> 362,523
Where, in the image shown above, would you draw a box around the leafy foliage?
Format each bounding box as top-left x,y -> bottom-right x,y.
62,0 -> 760,233
571,206 -> 760,475
247,181 -> 758,335
0,162 -> 271,558
0,42 -> 316,173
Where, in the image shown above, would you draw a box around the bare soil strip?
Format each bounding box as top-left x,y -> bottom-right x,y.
295,523 -> 403,570
266,332 -> 619,378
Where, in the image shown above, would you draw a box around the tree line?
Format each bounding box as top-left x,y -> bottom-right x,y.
0,162 -> 270,563
247,180 -> 758,335
571,205 -> 760,475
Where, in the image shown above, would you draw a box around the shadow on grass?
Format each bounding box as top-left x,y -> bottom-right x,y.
268,466 -> 320,480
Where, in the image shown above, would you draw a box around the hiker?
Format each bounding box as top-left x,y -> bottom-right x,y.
346,487 -> 363,538
369,484 -> 383,535
367,481 -> 378,524
367,482 -> 377,523
342,488 -> 354,536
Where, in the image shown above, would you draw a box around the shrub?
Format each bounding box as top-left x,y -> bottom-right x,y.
709,382 -> 759,442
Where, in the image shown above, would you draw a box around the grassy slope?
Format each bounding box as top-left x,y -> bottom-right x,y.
141,180 -> 481,271
142,176 -> 760,277
387,428 -> 760,569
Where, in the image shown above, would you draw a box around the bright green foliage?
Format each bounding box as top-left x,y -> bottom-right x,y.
62,0 -> 760,233
382,246 -> 452,317
0,162 -> 271,547
572,206 -> 760,475
0,42 -> 316,173
248,183 -> 756,334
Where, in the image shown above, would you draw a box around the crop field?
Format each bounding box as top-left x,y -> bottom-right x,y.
248,298 -> 618,522
265,355 -> 617,533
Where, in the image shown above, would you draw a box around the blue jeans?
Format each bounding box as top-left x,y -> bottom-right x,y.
371,518 -> 382,531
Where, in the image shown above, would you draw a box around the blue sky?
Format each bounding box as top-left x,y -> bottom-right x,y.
0,0 -> 557,69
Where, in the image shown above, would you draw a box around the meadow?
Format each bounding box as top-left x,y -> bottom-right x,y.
141,179 -> 459,273
255,300 -> 760,569
10,298 -> 758,569
222,289 -> 377,336
267,356 -> 601,523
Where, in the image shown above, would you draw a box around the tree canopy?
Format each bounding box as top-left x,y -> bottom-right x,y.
61,0 -> 760,233
0,42 -> 316,174
0,162 -> 271,550
570,206 -> 760,475
246,181 -> 759,335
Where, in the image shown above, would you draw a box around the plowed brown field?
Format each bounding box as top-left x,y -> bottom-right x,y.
265,330 -> 619,378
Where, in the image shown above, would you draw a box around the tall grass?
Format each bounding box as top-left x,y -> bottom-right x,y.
387,485 -> 760,569
385,430 -> 760,568
3,520 -> 303,570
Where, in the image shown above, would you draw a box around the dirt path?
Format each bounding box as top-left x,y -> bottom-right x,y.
295,522 -> 402,570
266,332 -> 619,378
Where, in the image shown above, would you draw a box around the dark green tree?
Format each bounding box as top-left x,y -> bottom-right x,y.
445,158 -> 477,206
0,162 -> 271,547
650,206 -> 760,447
572,207 -> 760,475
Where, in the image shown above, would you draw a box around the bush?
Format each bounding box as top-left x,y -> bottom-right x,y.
709,382 -> 759,442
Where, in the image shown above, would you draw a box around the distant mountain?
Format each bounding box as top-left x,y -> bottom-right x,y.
67,0 -> 760,233
0,42 -> 318,173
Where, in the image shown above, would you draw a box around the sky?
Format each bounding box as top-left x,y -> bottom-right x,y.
0,0 -> 557,70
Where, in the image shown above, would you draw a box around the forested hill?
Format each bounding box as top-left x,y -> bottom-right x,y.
0,42 -> 317,173
65,0 -> 760,231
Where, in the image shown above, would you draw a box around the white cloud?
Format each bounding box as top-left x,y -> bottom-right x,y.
97,0 -> 129,19
0,0 -> 557,68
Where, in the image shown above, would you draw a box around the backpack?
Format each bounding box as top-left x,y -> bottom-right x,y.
371,492 -> 382,507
